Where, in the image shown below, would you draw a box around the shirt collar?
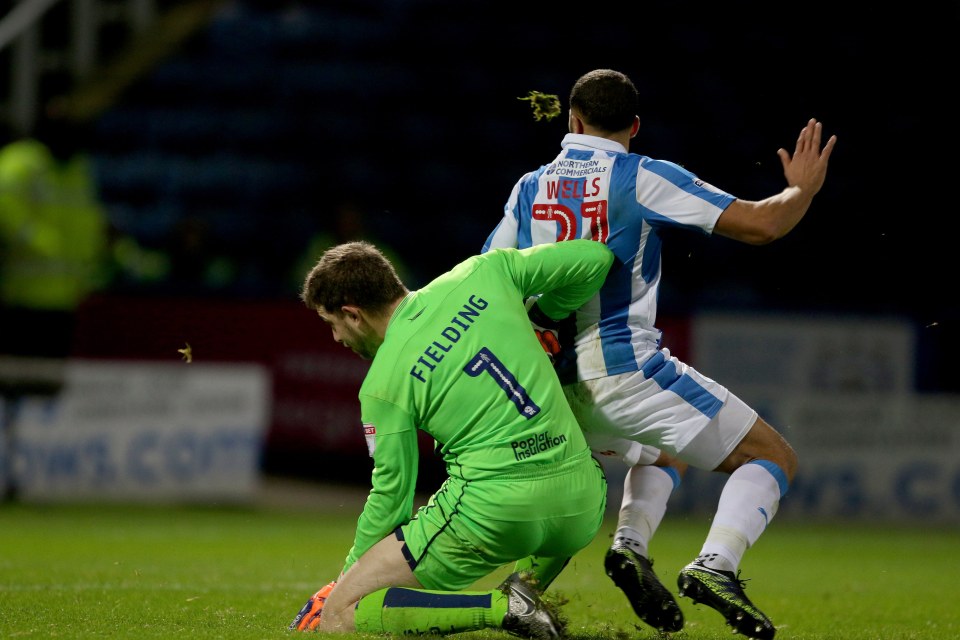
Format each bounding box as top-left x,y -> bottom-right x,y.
561,133 -> 628,154
386,291 -> 416,332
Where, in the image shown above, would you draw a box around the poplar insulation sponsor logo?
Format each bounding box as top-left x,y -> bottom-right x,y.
511,431 -> 566,461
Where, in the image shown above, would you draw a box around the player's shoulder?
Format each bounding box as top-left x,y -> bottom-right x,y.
455,246 -> 531,283
634,154 -> 688,173
619,150 -> 653,167
516,165 -> 549,185
596,150 -> 645,180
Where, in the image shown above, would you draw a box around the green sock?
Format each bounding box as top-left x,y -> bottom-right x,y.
354,586 -> 509,635
511,555 -> 570,591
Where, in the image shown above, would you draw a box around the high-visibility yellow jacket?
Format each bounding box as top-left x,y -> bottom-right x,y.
0,138 -> 109,310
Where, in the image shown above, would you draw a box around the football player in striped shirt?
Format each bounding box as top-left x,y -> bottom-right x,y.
484,68 -> 836,640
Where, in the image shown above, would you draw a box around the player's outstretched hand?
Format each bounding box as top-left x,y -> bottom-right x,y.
289,581 -> 337,631
777,118 -> 837,196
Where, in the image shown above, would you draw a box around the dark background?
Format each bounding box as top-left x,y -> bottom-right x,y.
0,0 -> 957,493
11,1 -> 960,388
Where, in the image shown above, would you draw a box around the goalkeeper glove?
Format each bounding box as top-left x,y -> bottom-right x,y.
526,297 -> 571,363
289,581 -> 336,631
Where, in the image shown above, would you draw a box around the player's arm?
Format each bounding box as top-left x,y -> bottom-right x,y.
340,400 -> 420,575
507,240 -> 614,320
714,118 -> 837,245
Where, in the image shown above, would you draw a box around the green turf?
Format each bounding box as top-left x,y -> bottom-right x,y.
0,498 -> 956,639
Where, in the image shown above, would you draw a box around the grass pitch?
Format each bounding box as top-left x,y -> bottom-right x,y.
0,484 -> 956,640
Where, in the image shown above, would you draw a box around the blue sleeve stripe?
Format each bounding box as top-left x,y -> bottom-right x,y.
640,157 -> 736,209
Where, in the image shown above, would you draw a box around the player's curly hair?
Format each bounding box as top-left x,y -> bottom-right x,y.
301,240 -> 408,315
569,68 -> 639,134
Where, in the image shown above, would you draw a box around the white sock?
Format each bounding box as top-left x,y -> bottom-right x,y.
614,464 -> 678,557
696,461 -> 786,573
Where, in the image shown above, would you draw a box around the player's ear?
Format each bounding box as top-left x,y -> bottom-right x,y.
568,110 -> 583,134
629,116 -> 640,138
341,304 -> 363,325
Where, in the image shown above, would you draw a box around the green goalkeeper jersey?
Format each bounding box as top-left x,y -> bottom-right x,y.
343,239 -> 614,573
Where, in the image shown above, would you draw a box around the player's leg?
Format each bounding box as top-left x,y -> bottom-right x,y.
584,349 -> 793,581
612,449 -> 687,559
508,555 -> 571,591
603,449 -> 686,632
675,398 -> 795,640
504,441 -> 682,602
314,456 -> 605,638
714,414 -> 797,477
315,529 -> 555,638
316,530 -> 419,632
566,376 -> 688,632
567,380 -> 687,565
502,450 -> 610,592
679,410 -> 796,574
704,414 -> 796,571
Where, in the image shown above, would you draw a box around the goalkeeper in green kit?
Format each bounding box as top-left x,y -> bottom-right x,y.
289,239 -> 614,638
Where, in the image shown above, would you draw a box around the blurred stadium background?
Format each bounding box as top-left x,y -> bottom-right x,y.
0,0 -> 957,523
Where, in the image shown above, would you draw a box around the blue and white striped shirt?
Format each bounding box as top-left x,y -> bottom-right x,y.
483,133 -> 735,383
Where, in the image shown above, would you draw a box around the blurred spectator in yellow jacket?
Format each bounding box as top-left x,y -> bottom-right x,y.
0,116 -> 110,356
0,123 -> 107,307
0,116 -> 166,356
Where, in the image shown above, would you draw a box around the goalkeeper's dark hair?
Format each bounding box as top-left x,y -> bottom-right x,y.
569,69 -> 639,134
301,240 -> 408,315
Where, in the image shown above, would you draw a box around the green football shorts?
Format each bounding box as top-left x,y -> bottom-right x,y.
398,449 -> 607,590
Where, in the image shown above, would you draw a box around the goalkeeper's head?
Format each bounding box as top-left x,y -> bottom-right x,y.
301,241 -> 408,360
569,69 -> 640,140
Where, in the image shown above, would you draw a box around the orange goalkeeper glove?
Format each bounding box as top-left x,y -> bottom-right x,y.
289,581 -> 336,631
526,297 -> 571,364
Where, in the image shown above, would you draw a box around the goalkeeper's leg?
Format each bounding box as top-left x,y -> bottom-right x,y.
351,579 -> 562,639
309,456 -> 604,636
313,530 -> 559,637
506,555 -> 571,592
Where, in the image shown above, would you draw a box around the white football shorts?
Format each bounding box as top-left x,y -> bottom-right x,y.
563,347 -> 757,470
